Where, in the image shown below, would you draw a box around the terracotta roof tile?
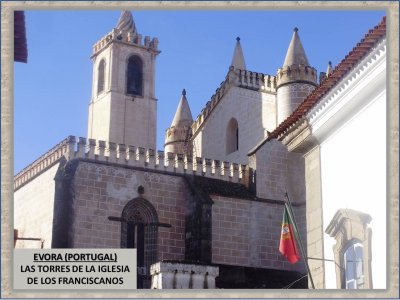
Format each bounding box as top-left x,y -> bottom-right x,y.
248,16 -> 386,155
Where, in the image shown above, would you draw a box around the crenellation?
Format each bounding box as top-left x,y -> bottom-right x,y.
213,160 -> 222,179
136,34 -> 142,45
92,28 -> 159,58
107,142 -> 117,163
156,151 -> 165,169
184,155 -> 193,172
97,140 -> 107,162
151,38 -> 159,50
175,153 -> 184,173
165,152 -> 175,172
136,147 -> 146,167
126,145 -> 136,166
87,139 -> 96,160
14,136 -> 250,191
14,136 -> 73,190
116,143 -> 126,163
144,36 -> 150,47
276,64 -> 318,88
146,149 -> 156,168
221,161 -> 229,177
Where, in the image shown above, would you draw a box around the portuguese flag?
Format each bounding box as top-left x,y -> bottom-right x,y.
279,204 -> 300,264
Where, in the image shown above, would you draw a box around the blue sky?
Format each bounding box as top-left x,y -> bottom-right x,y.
14,9 -> 386,173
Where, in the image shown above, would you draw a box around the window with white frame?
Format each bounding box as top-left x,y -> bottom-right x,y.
325,209 -> 372,289
344,241 -> 365,289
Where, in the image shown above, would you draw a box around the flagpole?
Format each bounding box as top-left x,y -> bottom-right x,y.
285,192 -> 316,289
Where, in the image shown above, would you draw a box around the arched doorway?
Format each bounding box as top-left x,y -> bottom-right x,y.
121,197 -> 158,289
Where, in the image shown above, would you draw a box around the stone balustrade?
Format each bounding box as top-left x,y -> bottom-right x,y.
14,136 -> 250,190
150,261 -> 219,289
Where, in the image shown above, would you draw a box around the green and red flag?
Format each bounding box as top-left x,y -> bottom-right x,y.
279,204 -> 300,264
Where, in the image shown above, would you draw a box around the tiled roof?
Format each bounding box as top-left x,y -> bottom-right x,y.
14,11 -> 28,63
248,16 -> 386,155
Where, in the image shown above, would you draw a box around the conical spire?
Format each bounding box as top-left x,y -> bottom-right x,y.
231,37 -> 246,70
116,10 -> 136,34
326,61 -> 333,76
170,89 -> 193,128
282,28 -> 310,67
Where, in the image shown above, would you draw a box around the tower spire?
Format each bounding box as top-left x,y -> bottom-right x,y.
276,27 -> 317,125
164,89 -> 194,155
326,61 -> 333,76
231,37 -> 246,70
170,89 -> 193,127
116,10 -> 136,34
282,27 -> 310,67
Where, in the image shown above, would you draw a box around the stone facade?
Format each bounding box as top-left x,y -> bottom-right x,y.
13,11 -> 337,290
211,195 -> 305,273
88,15 -> 159,149
276,83 -> 315,124
192,85 -> 276,165
68,161 -> 187,260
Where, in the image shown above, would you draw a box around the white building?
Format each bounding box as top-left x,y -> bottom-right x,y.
253,17 -> 387,289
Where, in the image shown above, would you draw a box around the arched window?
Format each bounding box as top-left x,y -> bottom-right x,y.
126,55 -> 143,96
344,241 -> 364,289
121,197 -> 158,289
226,118 -> 239,155
97,59 -> 106,94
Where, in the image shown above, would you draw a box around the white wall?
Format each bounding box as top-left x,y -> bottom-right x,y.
320,90 -> 386,288
192,86 -> 276,164
14,164 -> 60,249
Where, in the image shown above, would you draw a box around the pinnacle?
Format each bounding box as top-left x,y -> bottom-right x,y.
231,36 -> 246,70
170,89 -> 193,128
327,61 -> 333,75
282,27 -> 310,67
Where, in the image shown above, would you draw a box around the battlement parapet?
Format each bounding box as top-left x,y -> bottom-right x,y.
165,125 -> 192,144
14,136 -> 74,190
233,68 -> 276,93
92,29 -> 159,56
192,67 -> 276,136
276,64 -> 318,88
14,136 -> 250,190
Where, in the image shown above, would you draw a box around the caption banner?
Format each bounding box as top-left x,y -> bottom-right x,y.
14,249 -> 137,290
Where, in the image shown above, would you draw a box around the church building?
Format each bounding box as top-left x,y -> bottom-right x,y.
14,11 -> 387,290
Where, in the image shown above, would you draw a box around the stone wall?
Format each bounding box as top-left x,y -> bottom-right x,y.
253,139 -> 305,204
211,195 -> 306,273
192,86 -> 276,165
88,29 -> 159,149
70,161 -> 186,262
276,83 -> 315,124
14,163 -> 60,249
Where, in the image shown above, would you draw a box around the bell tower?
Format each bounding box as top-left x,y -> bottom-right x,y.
87,11 -> 160,149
